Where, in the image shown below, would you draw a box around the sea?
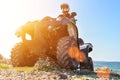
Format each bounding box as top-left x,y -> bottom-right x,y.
94,61 -> 120,72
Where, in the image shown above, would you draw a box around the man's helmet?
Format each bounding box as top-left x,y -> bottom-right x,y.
60,3 -> 70,13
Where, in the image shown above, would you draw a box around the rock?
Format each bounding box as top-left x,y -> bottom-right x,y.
59,73 -> 67,79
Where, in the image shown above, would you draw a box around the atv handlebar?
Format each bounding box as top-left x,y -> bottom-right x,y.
80,43 -> 93,52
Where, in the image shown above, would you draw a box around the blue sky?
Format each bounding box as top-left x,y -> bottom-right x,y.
0,0 -> 120,61
71,0 -> 120,61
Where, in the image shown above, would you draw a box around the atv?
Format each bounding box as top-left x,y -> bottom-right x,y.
11,16 -> 94,71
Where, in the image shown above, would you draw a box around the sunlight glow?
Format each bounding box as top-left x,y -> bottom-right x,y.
0,0 -> 58,58
68,46 -> 86,62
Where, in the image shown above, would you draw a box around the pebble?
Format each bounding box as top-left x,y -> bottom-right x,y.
0,69 -> 70,80
0,69 -> 115,80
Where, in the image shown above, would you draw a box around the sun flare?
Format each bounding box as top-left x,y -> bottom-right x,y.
0,0 -> 58,58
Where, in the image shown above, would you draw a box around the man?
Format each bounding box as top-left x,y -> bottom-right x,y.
58,3 -> 77,23
59,3 -> 71,18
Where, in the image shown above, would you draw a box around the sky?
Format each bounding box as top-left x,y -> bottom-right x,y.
0,0 -> 120,61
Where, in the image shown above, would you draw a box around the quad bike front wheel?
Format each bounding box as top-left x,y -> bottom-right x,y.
56,36 -> 78,69
87,57 -> 94,71
80,57 -> 94,71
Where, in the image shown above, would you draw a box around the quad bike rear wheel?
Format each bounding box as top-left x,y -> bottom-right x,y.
11,42 -> 40,67
56,36 -> 78,69
11,41 -> 57,67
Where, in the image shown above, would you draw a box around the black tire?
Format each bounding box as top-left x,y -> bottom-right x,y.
80,57 -> 94,71
87,57 -> 94,71
11,42 -> 39,67
56,36 -> 78,69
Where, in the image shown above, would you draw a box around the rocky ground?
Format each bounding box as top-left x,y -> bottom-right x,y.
0,58 -> 120,80
0,68 -> 120,80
